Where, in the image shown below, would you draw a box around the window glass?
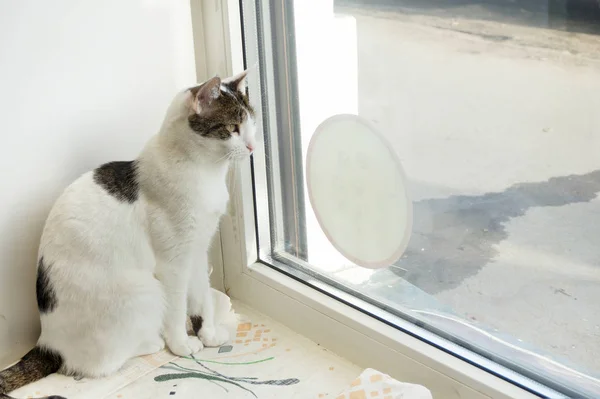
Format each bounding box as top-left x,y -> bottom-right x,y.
248,1 -> 600,397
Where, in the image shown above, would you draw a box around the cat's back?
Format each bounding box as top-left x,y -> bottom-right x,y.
39,160 -> 151,269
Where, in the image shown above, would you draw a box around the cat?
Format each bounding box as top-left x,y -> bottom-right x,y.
0,70 -> 256,399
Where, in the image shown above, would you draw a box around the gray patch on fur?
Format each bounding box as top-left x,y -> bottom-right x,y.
93,161 -> 139,203
36,257 -> 57,314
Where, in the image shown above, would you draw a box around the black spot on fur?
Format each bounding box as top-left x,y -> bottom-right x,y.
190,315 -> 203,335
0,346 -> 64,398
93,161 -> 139,203
36,257 -> 57,314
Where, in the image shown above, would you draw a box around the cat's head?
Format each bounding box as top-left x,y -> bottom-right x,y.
182,71 -> 256,162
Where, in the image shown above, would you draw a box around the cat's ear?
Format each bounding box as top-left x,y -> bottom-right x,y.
193,76 -> 221,113
222,70 -> 248,94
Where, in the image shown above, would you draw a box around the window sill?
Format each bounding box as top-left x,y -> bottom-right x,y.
226,261 -> 542,399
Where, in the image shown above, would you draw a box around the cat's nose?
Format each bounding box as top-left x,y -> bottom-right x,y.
246,144 -> 254,153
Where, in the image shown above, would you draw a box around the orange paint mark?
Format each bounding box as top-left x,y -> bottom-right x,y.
237,323 -> 252,332
235,340 -> 243,344
264,329 -> 271,333
370,392 -> 379,397
350,378 -> 361,387
382,388 -> 391,394
370,374 -> 383,383
384,396 -> 393,399
329,366 -> 335,371
253,338 -> 260,342
349,391 -> 367,399
262,344 -> 268,348
237,332 -> 247,337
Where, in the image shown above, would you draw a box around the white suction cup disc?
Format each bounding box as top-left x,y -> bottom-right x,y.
306,114 -> 412,269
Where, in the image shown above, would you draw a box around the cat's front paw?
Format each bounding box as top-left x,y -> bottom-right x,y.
167,336 -> 204,356
198,325 -> 230,347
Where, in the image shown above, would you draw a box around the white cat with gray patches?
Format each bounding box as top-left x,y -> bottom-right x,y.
0,71 -> 256,399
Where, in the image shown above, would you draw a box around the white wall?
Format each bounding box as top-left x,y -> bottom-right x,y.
0,0 -> 197,367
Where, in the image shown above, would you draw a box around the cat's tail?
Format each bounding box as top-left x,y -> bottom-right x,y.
0,395 -> 65,399
0,346 -> 66,399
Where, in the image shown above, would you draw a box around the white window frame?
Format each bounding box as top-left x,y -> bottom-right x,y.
194,1 -> 561,398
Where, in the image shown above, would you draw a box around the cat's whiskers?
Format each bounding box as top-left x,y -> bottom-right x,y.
214,151 -> 234,164
226,159 -> 236,197
231,160 -> 238,198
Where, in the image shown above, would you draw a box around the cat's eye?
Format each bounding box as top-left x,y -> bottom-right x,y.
225,124 -> 239,134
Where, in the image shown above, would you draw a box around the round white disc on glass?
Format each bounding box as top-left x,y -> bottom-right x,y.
306,114 -> 412,269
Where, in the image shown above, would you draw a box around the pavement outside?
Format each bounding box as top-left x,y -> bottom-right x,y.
291,0 -> 600,395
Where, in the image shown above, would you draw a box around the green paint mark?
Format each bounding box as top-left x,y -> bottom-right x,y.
163,363 -> 259,380
155,372 -> 256,397
182,356 -> 275,366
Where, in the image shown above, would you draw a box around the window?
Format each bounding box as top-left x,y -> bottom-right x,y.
231,0 -> 600,398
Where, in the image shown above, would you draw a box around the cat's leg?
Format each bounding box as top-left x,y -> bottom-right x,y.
155,254 -> 204,356
41,268 -> 166,377
129,272 -> 167,359
197,291 -> 230,347
187,255 -> 230,347
134,336 -> 166,357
